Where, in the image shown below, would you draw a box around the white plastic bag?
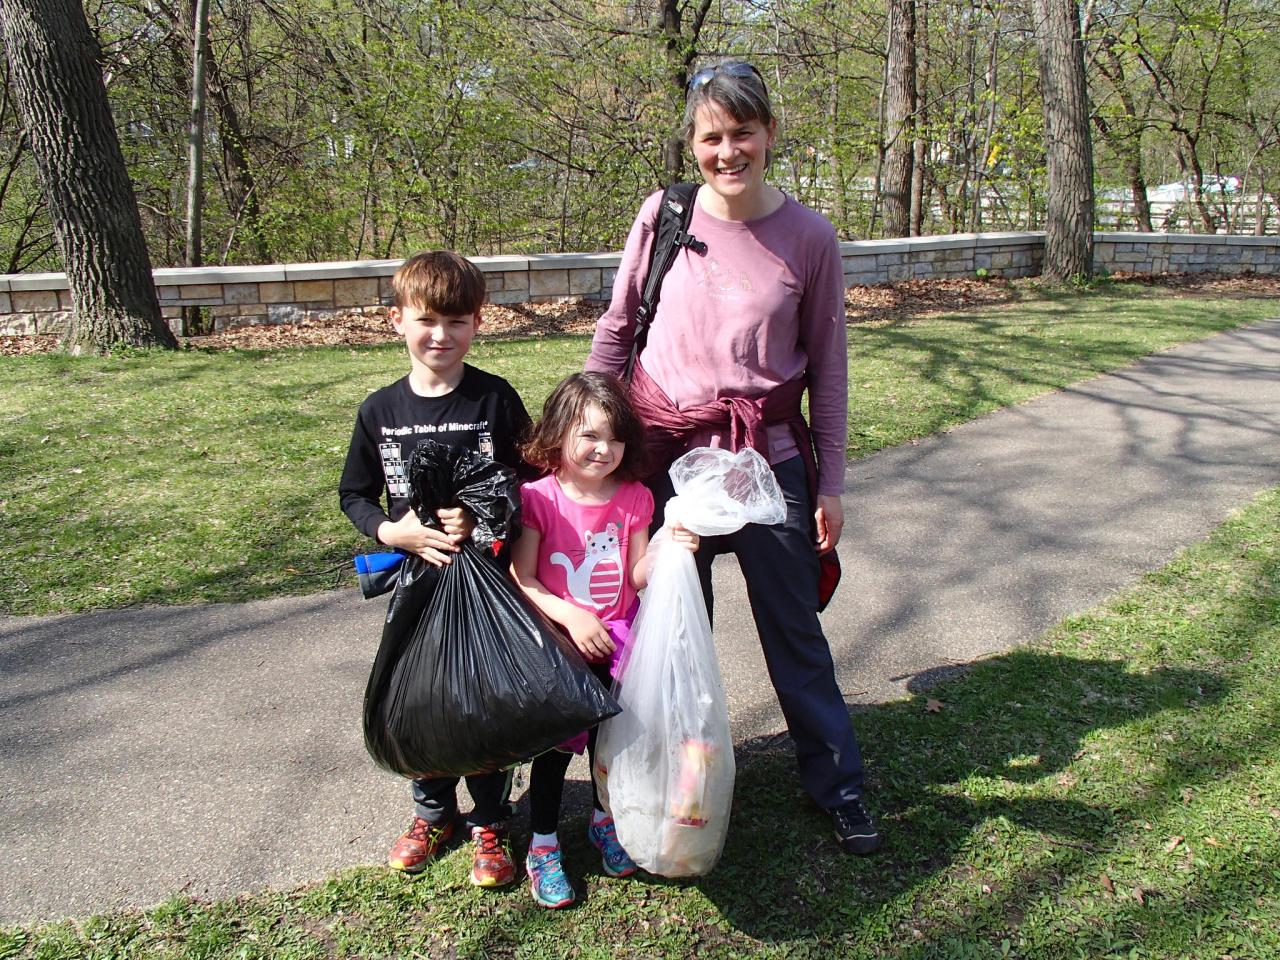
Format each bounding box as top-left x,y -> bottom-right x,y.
594,447 -> 785,876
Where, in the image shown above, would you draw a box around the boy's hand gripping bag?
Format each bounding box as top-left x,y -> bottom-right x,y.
593,447 -> 786,876
362,440 -> 621,779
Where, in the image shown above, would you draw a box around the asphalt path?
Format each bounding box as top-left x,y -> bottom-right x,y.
3,318 -> 1278,922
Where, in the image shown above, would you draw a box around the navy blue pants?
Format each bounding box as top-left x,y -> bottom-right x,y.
650,455 -> 865,810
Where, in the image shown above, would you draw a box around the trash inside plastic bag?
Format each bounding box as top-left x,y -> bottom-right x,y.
594,447 -> 785,876
363,439 -> 621,779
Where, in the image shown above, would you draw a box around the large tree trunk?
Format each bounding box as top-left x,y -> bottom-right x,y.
0,0 -> 175,352
881,0 -> 916,237
1033,0 -> 1094,282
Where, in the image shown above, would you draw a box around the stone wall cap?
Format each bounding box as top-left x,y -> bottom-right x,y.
1096,231 -> 1276,246
154,264 -> 288,285
284,259 -> 402,280
840,231 -> 1042,255
6,272 -> 69,291
469,255 -> 534,272
525,252 -> 623,270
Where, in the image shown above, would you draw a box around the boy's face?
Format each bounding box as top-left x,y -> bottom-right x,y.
389,303 -> 480,381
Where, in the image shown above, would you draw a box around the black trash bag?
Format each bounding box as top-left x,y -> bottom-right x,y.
362,439 -> 621,780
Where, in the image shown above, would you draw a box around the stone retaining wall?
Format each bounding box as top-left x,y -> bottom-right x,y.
2,232 -> 1275,338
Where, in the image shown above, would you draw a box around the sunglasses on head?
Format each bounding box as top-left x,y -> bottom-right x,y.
687,61 -> 764,93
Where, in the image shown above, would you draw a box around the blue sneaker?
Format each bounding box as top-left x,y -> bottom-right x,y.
526,846 -> 575,908
586,816 -> 638,877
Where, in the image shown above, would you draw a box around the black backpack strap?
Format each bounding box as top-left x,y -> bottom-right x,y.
624,182 -> 705,381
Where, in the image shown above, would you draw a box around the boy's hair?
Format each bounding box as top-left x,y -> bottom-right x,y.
392,251 -> 487,314
523,372 -> 649,482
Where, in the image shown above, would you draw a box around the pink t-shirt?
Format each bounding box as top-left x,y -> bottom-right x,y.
520,474 -> 654,623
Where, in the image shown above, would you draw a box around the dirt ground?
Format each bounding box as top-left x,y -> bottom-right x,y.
4,272 -> 1278,357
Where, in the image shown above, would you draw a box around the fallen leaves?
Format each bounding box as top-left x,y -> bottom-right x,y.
1165,835 -> 1185,853
925,698 -> 946,714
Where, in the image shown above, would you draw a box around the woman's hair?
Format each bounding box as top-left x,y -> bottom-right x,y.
679,60 -> 776,149
522,372 -> 649,481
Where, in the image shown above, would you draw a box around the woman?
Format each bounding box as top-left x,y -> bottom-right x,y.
586,61 -> 882,855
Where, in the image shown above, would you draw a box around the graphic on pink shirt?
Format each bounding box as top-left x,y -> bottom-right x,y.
550,521 -> 624,610
521,475 -> 653,624
694,256 -> 753,300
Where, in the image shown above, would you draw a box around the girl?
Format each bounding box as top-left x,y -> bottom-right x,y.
512,371 -> 697,908
585,61 -> 882,856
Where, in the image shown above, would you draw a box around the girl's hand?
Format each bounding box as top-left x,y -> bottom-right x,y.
561,607 -> 616,662
669,522 -> 700,552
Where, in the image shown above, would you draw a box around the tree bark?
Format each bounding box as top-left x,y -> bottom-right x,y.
1033,0 -> 1094,282
909,0 -> 929,236
185,0 -> 210,268
0,0 -> 175,352
881,0 -> 916,237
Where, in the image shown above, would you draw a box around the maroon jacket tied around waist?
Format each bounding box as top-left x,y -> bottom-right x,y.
628,361 -> 841,609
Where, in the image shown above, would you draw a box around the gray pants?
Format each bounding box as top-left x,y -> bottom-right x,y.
412,770 -> 512,827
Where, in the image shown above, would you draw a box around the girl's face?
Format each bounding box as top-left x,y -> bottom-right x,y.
690,100 -> 775,207
560,402 -> 625,484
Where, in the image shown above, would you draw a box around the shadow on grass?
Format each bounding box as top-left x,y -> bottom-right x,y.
365,638 -> 1276,958
678,642 -> 1273,955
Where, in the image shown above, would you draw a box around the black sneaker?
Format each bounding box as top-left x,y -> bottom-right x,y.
831,798 -> 883,855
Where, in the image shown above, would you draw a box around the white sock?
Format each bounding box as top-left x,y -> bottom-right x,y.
591,809 -> 609,826
531,831 -> 558,850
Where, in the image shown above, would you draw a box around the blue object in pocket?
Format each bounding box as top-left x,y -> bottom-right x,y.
354,551 -> 406,599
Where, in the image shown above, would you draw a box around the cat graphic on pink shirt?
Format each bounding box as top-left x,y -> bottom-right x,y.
550,522 -> 624,610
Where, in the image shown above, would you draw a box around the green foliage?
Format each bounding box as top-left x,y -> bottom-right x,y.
3,1 -> 1279,261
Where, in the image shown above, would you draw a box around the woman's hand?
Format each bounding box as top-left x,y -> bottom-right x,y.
814,494 -> 844,555
376,509 -> 462,566
561,607 -> 616,662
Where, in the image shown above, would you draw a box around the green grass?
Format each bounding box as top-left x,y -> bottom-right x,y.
3,484 -> 1276,958
1,280 -> 1275,616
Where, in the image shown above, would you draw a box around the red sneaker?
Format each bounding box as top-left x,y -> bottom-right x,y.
387,817 -> 455,873
469,822 -> 516,887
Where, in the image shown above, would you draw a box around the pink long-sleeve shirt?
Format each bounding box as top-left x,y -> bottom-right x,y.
586,190 -> 849,495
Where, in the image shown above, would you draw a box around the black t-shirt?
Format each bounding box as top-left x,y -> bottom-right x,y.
339,365 -> 532,541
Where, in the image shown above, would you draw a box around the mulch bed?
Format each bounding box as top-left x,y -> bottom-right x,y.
5,273 -> 1278,356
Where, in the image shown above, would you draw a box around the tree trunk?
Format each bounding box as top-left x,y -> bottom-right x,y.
881,0 -> 916,237
185,0 -> 210,269
0,0 -> 175,352
1033,0 -> 1094,282
909,0 -> 929,236
659,0 -> 715,185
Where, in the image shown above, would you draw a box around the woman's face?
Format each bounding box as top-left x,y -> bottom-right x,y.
689,101 -> 775,207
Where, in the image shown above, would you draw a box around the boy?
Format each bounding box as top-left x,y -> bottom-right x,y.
339,251 -> 531,888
